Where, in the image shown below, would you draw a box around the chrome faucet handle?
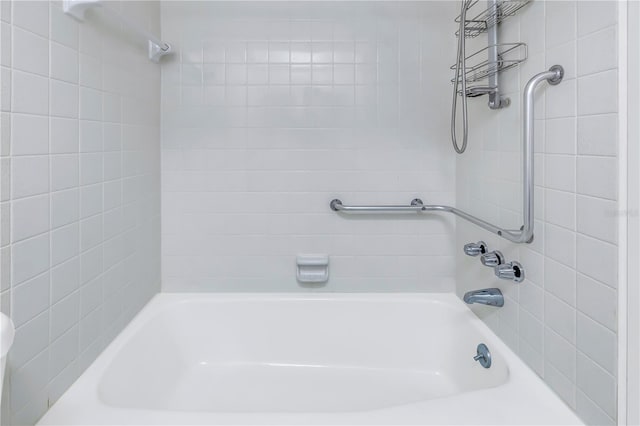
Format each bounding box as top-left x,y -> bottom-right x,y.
480,250 -> 503,267
463,241 -> 487,257
494,261 -> 525,283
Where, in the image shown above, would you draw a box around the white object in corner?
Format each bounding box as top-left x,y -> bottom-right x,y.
296,255 -> 329,283
0,313 -> 15,398
148,40 -> 171,64
62,0 -> 101,21
63,0 -> 172,63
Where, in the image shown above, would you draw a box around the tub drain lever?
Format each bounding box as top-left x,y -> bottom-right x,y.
474,343 -> 492,368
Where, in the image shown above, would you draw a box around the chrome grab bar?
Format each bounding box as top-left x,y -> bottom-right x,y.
517,65 -> 564,242
329,199 -> 426,213
330,66 -> 564,244
330,198 -> 518,238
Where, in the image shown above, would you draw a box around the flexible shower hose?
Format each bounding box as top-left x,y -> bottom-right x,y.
451,0 -> 472,154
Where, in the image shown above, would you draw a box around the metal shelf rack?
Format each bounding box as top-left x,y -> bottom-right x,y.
455,0 -> 531,38
451,42 -> 528,96
452,0 -> 530,109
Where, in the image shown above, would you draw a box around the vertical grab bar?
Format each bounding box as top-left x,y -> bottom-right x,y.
517,65 -> 564,243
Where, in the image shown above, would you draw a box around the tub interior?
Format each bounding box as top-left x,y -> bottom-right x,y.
97,296 -> 509,413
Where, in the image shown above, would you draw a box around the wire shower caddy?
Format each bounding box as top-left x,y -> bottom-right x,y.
452,0 -> 531,108
455,0 -> 531,38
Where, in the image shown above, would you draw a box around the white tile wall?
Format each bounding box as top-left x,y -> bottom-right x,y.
0,1 -> 622,425
0,1 -> 161,425
456,1 -> 619,425
160,2 -> 458,292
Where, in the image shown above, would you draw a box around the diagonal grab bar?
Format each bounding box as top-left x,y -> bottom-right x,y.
330,199 -> 518,240
330,66 -> 564,244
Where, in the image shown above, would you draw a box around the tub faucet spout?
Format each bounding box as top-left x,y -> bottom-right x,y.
463,288 -> 504,307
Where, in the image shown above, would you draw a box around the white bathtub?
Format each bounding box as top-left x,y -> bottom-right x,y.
38,293 -> 582,425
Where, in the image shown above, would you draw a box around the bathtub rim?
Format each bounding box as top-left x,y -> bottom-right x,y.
37,292 -> 584,425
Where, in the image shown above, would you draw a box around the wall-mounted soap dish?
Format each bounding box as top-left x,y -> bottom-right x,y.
296,255 -> 329,284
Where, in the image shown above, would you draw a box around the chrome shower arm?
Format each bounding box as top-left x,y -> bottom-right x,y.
330,66 -> 564,244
